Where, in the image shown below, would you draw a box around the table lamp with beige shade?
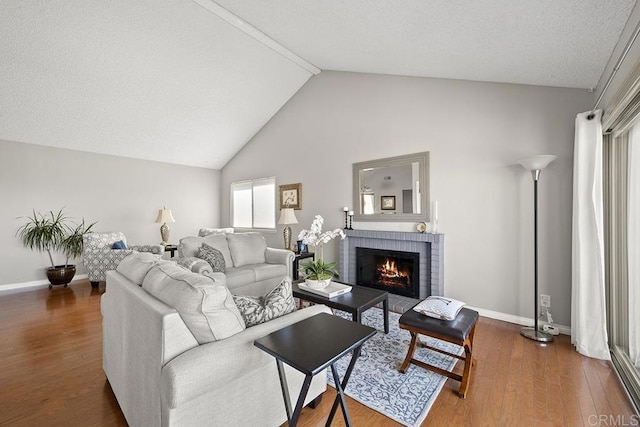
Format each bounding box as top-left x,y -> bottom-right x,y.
278,208 -> 298,250
155,207 -> 175,246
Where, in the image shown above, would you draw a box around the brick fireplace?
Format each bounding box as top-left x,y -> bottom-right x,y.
338,229 -> 444,299
356,247 -> 421,298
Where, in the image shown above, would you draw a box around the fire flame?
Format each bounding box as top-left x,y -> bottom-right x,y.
376,258 -> 410,287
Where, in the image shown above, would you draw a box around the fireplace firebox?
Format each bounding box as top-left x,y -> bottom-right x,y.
356,247 -> 420,298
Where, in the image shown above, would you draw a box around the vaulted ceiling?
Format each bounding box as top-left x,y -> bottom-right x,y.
0,0 -> 636,169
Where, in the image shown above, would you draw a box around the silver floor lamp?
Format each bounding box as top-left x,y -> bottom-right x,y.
518,155 -> 557,343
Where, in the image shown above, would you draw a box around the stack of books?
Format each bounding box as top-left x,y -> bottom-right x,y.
298,281 -> 352,298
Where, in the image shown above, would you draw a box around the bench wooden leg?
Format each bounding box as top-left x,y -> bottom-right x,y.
399,332 -> 419,373
398,321 -> 477,399
458,343 -> 473,398
458,323 -> 477,398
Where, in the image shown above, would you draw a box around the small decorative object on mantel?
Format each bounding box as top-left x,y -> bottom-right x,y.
155,207 -> 176,246
279,183 -> 302,210
343,207 -> 349,229
298,215 -> 345,289
416,222 -> 427,233
348,210 -> 354,230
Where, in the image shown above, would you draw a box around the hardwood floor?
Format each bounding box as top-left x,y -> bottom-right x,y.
0,279 -> 636,426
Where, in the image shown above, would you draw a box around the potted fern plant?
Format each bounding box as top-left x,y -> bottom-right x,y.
17,209 -> 96,288
299,259 -> 340,288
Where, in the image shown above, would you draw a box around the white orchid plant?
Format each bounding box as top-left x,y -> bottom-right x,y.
298,215 -> 345,280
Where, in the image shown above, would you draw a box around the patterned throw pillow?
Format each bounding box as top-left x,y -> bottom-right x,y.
196,243 -> 226,272
412,296 -> 465,321
233,277 -> 296,327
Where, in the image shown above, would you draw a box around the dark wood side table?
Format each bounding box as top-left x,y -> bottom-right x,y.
164,244 -> 178,258
293,282 -> 390,334
254,313 -> 376,427
292,252 -> 315,280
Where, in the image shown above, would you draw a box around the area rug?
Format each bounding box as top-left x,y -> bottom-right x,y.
327,309 -> 462,427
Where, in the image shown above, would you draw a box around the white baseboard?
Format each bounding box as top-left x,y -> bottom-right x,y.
0,274 -> 89,294
467,305 -> 571,336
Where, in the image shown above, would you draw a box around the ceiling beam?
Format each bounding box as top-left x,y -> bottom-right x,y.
191,0 -> 321,75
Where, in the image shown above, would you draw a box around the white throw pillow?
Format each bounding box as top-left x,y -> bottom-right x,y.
198,227 -> 234,237
227,233 -> 267,267
413,296 -> 466,321
115,252 -> 161,285
142,262 -> 245,343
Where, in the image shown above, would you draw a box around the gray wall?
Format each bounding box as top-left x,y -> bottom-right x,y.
221,71 -> 593,326
1,140 -> 220,287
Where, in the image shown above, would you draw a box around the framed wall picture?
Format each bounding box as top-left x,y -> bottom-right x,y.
279,183 -> 302,210
296,240 -> 308,254
381,195 -> 396,210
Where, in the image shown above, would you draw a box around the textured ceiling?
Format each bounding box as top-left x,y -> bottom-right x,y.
0,0 -> 636,169
217,0 -> 636,89
0,0 -> 312,169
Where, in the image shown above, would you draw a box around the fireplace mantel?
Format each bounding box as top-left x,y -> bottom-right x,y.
338,229 -> 444,298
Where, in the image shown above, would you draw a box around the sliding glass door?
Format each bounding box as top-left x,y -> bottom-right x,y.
605,117 -> 640,410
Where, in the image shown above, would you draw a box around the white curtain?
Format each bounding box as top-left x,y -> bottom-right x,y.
571,110 -> 610,360
629,123 -> 640,368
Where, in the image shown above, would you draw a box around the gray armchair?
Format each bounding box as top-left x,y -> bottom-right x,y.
83,231 -> 164,288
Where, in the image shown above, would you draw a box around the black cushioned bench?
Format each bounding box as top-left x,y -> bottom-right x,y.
398,306 -> 479,398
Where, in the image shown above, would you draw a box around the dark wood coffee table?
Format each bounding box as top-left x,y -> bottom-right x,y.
254,313 -> 376,427
292,281 -> 390,334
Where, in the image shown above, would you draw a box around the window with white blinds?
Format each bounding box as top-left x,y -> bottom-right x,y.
230,177 -> 276,230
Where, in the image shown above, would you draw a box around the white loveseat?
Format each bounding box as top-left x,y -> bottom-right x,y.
176,232 -> 294,296
102,255 -> 329,427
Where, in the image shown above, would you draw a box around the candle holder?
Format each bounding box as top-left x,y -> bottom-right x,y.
431,219 -> 438,234
348,212 -> 354,230
344,210 -> 349,229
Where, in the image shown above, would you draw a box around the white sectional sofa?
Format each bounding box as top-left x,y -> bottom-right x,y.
102,255 -> 329,427
176,232 -> 294,296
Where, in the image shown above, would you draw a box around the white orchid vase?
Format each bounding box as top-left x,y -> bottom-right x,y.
297,215 -> 345,287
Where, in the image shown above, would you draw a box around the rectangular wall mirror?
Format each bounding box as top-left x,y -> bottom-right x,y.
353,152 -> 430,222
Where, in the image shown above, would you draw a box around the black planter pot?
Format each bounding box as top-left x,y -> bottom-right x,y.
46,265 -> 76,289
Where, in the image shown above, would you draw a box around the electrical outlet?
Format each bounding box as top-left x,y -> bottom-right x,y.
540,294 -> 551,308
